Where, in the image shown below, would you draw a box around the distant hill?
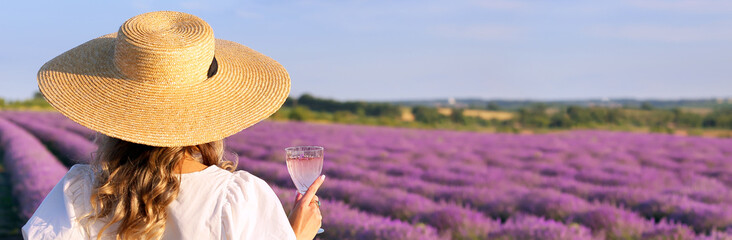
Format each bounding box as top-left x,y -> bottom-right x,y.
391,98 -> 732,110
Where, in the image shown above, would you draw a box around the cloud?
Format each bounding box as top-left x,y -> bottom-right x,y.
429,24 -> 523,41
589,23 -> 732,42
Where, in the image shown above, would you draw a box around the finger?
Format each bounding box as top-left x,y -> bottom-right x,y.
295,192 -> 303,202
309,197 -> 320,208
312,195 -> 319,202
302,175 -> 325,203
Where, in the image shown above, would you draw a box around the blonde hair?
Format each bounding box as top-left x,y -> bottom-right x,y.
82,133 -> 237,240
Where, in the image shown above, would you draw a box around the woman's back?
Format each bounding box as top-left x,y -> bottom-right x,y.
22,164 -> 296,240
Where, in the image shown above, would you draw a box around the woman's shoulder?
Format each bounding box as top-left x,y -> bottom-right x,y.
230,169 -> 268,185
22,164 -> 96,239
219,168 -> 275,197
213,168 -> 282,215
64,164 -> 95,195
187,166 -> 276,203
66,164 -> 94,179
191,166 -> 265,186
215,169 -> 296,239
63,164 -> 96,211
55,164 -> 93,192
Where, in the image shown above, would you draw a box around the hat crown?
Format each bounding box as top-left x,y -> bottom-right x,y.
113,11 -> 215,84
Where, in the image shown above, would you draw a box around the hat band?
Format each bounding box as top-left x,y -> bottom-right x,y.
208,56 -> 218,78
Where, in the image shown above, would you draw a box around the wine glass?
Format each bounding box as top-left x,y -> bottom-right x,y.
285,146 -> 325,234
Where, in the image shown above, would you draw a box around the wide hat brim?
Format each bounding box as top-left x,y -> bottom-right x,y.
38,33 -> 290,147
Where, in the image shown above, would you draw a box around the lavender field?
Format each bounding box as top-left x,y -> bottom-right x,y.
1,111 -> 732,239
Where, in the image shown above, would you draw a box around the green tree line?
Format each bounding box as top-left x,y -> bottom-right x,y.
284,94 -> 402,118
0,92 -> 53,110
279,94 -> 732,132
516,104 -> 732,130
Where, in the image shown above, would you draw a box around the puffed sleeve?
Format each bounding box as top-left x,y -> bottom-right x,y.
221,171 -> 296,240
22,164 -> 94,240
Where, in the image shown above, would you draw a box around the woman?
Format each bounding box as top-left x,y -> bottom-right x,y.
22,11 -> 323,239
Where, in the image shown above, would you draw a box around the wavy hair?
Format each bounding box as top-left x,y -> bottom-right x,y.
81,133 -> 237,240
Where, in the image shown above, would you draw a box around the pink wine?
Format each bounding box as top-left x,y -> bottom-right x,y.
286,156 -> 323,194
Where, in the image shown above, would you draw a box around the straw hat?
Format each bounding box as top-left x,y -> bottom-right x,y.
37,11 -> 290,147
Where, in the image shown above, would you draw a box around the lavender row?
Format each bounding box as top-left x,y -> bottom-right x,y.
2,113 -> 96,165
271,184 -> 599,240
270,185 -> 445,240
233,154 -> 497,239
233,149 -> 700,239
231,146 -> 715,239
0,110 -> 96,140
0,116 -> 68,219
273,185 -> 602,240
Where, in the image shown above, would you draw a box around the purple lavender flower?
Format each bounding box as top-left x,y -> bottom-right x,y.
3,113 -> 96,164
488,215 -> 595,240
0,117 -> 67,219
5,111 -> 732,239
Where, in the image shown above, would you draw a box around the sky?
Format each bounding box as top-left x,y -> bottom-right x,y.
1,0 -> 731,101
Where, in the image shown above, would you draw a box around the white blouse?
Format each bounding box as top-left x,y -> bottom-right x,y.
22,164 -> 297,240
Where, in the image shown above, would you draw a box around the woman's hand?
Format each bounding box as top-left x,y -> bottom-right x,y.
288,175 -> 325,240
